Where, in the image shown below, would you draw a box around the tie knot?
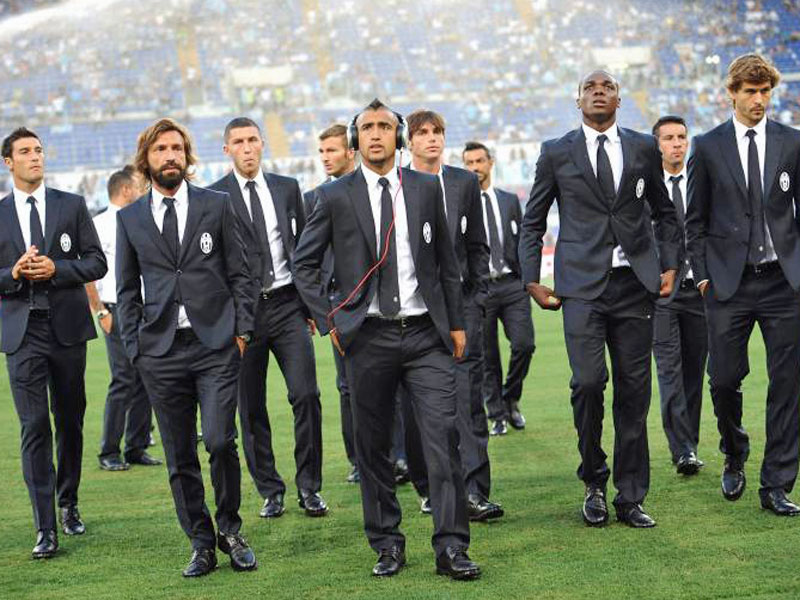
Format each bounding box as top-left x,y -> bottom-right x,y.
245,180 -> 256,190
378,177 -> 390,189
482,192 -> 490,201
162,196 -> 176,208
669,175 -> 683,184
597,134 -> 608,147
26,196 -> 36,206
746,129 -> 757,140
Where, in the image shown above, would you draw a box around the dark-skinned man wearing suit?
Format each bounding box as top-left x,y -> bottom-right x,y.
117,118 -> 257,576
463,141 -> 535,437
686,54 -> 800,516
0,127 -> 107,558
650,116 -> 707,476
402,108 -> 501,522
520,71 -> 681,528
210,117 -> 327,520
294,99 -> 480,580
302,123 -> 359,485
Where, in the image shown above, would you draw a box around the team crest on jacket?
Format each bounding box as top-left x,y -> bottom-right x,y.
635,178 -> 645,199
780,171 -> 790,192
60,233 -> 71,252
200,232 -> 213,254
423,222 -> 432,244
511,220 -> 518,235
291,217 -> 297,236
461,216 -> 467,234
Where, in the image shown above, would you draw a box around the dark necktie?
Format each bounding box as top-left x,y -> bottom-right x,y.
596,134 -> 616,203
161,197 -> 179,262
483,192 -> 504,273
669,175 -> 685,225
245,180 -> 275,289
378,177 -> 400,317
27,197 -> 48,309
745,129 -> 766,264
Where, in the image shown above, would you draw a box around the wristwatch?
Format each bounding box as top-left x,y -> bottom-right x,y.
97,309 -> 111,320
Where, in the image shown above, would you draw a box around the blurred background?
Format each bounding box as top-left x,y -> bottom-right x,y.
1,0 -> 798,212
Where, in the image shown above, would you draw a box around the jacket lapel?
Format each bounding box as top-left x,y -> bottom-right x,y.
265,173 -> 292,254
346,169 -> 378,259
403,170 -> 421,261
718,119 -> 748,200
615,128 -> 634,206
496,190 -> 513,253
0,194 -> 25,255
136,193 -> 173,263
442,166 -> 460,240
43,188 -> 62,254
569,129 -> 607,206
764,119 -> 784,200
225,172 -> 256,241
179,184 -> 205,263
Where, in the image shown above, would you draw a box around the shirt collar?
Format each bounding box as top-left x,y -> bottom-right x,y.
151,179 -> 188,208
409,161 -> 443,177
106,202 -> 123,213
582,121 -> 620,145
233,167 -> 265,192
732,113 -> 767,140
484,186 -> 498,202
13,182 -> 45,207
361,164 -> 400,191
663,166 -> 687,183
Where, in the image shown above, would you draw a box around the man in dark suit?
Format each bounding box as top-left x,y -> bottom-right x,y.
686,54 -> 800,515
209,117 -> 326,520
463,141 -> 535,437
401,108 -> 500,522
294,99 -> 480,580
302,123 -> 359,484
117,118 -> 257,576
520,70 -> 680,528
0,127 -> 107,558
650,116 -> 707,476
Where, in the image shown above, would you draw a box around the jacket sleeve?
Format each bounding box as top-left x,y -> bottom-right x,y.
464,173 -> 490,298
115,212 -> 143,361
685,136 -> 710,284
645,137 -> 680,272
520,143 -> 558,285
434,181 -> 465,331
50,196 -> 108,288
220,193 -> 255,336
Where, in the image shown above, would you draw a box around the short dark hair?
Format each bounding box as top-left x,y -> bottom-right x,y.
224,117 -> 262,142
463,141 -> 492,159
107,165 -> 137,199
319,123 -> 348,143
406,109 -> 446,140
2,127 -> 41,159
652,115 -> 687,138
355,98 -> 398,127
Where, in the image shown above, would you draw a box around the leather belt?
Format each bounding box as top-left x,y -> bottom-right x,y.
744,261 -> 780,276
260,284 -> 296,301
679,278 -> 695,290
365,313 -> 431,329
28,308 -> 50,319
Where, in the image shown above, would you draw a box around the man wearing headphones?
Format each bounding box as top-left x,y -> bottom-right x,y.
294,99 -> 480,580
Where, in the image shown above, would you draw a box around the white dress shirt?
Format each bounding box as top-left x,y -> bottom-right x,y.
482,187 -> 512,277
233,168 -> 292,290
92,203 -> 122,304
582,122 -> 629,268
361,165 -> 427,317
732,114 -> 777,263
663,167 -> 693,281
151,180 -> 191,329
13,183 -> 46,250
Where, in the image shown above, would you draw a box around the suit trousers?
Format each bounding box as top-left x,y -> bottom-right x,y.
652,286 -> 707,462
7,313 -> 87,531
402,295 -> 492,499
345,314 -> 470,555
238,285 -> 322,498
137,330 -> 242,550
561,267 -> 654,506
704,265 -> 800,494
483,274 -> 535,421
333,341 -> 356,466
98,304 -> 153,461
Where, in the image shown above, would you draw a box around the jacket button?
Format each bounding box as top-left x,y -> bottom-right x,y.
176,269 -> 182,275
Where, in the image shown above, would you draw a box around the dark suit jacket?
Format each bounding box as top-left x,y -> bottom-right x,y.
441,165 -> 490,304
494,187 -> 523,278
520,126 -> 681,299
115,182 -> 254,360
0,188 -> 107,353
208,170 -> 306,295
293,167 -> 465,351
303,179 -> 335,293
656,174 -> 692,306
686,118 -> 800,301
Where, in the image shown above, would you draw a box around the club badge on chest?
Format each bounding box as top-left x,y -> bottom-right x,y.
60,233 -> 71,252
200,232 -> 213,254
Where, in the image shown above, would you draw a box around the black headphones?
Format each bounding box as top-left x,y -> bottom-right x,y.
348,109 -> 408,152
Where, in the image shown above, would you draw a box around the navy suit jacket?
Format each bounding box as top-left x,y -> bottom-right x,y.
494,187 -> 523,279
0,188 -> 106,353
686,118 -> 800,301
293,167 -> 464,351
115,182 -> 254,360
303,180 -> 336,295
520,126 -> 681,299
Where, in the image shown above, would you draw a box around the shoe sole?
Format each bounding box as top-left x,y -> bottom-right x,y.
259,508 -> 284,518
61,527 -> 85,536
230,559 -> 258,572
99,465 -> 129,471
469,508 -> 505,522
182,566 -> 217,577
722,483 -> 746,501
304,508 -> 328,517
32,551 -> 57,560
436,567 -> 481,580
677,464 -> 700,476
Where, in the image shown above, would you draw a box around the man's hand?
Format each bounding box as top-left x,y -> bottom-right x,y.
331,328 -> 344,357
11,247 -> 38,281
20,254 -> 56,281
307,318 -> 317,336
235,336 -> 247,357
450,329 -> 466,360
698,280 -> 709,297
526,282 -> 562,310
659,269 -> 677,298
99,312 -> 113,335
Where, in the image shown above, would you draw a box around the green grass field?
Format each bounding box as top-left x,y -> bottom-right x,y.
1,305 -> 799,599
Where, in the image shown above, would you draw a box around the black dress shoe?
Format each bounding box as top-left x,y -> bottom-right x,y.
489,419 -> 507,436
467,494 -> 504,521
508,402 -> 526,430
217,532 -> 257,571
182,548 -> 217,577
60,506 -> 86,536
615,503 -> 656,528
259,493 -> 285,518
297,489 -> 328,517
346,464 -> 360,484
394,459 -> 410,484
722,458 -> 746,501
582,486 -> 608,527
372,546 -> 405,577
32,529 -> 58,559
760,489 -> 800,516
435,546 -> 481,580
676,452 -> 702,476
420,496 -> 432,514
99,455 -> 130,471
126,451 -> 163,466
